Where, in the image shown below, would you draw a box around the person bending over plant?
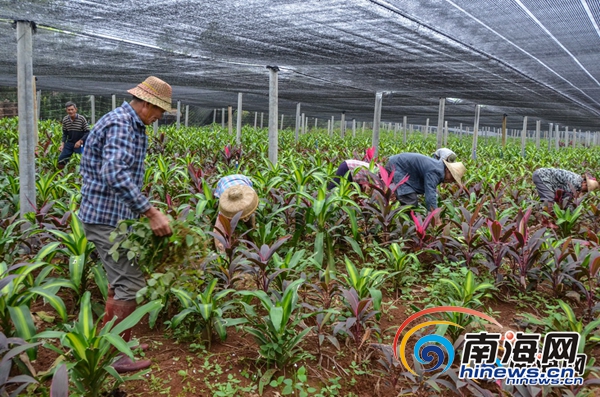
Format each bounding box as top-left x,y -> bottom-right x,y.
327,146 -> 380,191
532,168 -> 598,202
213,174 -> 259,252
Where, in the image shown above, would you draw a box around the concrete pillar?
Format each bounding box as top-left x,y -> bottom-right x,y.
261,112 -> 264,129
295,103 -> 301,142
437,98 -> 446,149
340,112 -> 346,138
521,116 -> 528,157
267,66 -> 279,164
236,93 -> 242,145
90,95 -> 95,125
403,116 -> 408,144
221,108 -> 225,128
471,105 -> 480,160
254,112 -> 258,129
280,114 -> 284,130
16,21 -> 36,219
372,92 -> 383,157
425,118 -> 430,138
112,94 -> 116,110
176,101 -> 181,129
185,105 -> 189,128
352,119 -> 356,138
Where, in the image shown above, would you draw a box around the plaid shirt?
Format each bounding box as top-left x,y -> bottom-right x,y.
79,102 -> 151,227
214,174 -> 253,198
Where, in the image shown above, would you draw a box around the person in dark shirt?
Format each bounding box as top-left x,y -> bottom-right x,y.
384,152 -> 466,213
58,101 -> 90,169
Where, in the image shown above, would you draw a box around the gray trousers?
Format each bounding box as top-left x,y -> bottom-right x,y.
532,170 -> 555,202
83,223 -> 145,301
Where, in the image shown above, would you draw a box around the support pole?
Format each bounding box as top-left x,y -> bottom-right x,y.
521,116 -> 528,157
471,105 -> 480,160
501,114 -> 507,148
547,123 -> 553,150
236,93 -> 242,145
572,129 -> 576,148
403,116 -> 408,144
535,120 -> 540,149
261,112 -> 264,129
254,112 -> 258,129
16,20 -> 36,219
555,124 -> 560,150
185,105 -> 189,128
153,120 -> 158,136
436,98 -> 446,149
352,119 -> 356,138
443,121 -> 448,146
112,94 -> 116,110
176,100 -> 181,129
340,112 -> 346,138
90,95 -> 95,125
295,103 -> 301,142
362,121 -> 365,134
213,109 -> 217,124
267,66 -> 279,164
425,118 -> 430,139
372,92 -> 383,157
302,113 -> 306,135
228,106 -> 233,135
330,116 -> 335,137
221,108 -> 225,128
280,114 -> 284,130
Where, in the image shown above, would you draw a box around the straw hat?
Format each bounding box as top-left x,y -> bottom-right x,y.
443,160 -> 466,186
127,76 -> 174,113
219,185 -> 259,220
585,173 -> 599,192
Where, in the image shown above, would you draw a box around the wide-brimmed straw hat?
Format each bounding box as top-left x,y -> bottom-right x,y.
219,185 -> 259,220
127,76 -> 174,113
585,173 -> 599,192
443,160 -> 466,186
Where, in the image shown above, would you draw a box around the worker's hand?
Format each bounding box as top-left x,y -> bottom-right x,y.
144,207 -> 172,237
59,143 -> 64,152
74,140 -> 83,149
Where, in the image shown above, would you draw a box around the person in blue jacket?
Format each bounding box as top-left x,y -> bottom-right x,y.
384,152 -> 466,211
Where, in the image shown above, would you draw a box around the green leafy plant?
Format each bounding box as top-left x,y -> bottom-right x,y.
109,218 -> 207,274
170,278 -> 242,349
35,292 -> 161,397
341,256 -> 388,315
238,278 -> 313,369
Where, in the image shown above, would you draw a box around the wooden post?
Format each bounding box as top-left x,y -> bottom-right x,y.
267,66 -> 279,164
372,92 -> 383,157
16,20 -> 36,219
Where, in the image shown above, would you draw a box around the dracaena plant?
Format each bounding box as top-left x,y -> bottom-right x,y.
361,166 -> 409,243
333,288 -> 379,361
0,332 -> 41,397
376,242 -> 418,298
551,202 -> 584,238
508,208 -> 549,291
443,203 -> 486,270
479,217 -> 513,281
539,238 -> 579,297
341,256 -> 388,316
0,261 -> 69,350
572,246 -> 600,319
240,236 -> 290,292
237,278 -> 314,369
169,278 -> 243,349
35,292 -> 161,397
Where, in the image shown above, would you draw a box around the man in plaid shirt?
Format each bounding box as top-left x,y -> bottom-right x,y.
80,76 -> 173,373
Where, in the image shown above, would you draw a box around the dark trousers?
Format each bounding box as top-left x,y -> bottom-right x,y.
58,142 -> 83,165
396,192 -> 419,206
532,170 -> 555,202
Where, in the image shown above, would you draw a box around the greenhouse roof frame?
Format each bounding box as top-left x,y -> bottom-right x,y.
1,0 -> 600,130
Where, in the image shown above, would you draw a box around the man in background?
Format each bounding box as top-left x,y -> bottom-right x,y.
58,101 -> 89,169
